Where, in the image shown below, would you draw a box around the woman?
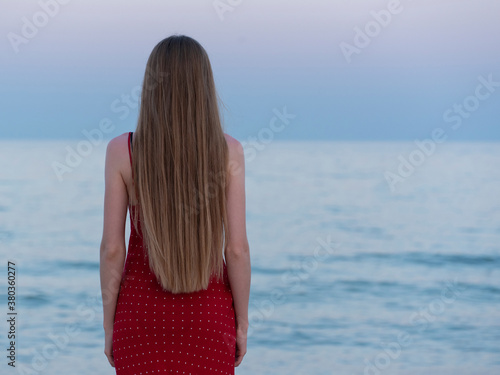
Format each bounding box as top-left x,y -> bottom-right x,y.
99,35 -> 251,374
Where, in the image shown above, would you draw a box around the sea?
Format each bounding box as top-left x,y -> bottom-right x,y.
0,139 -> 499,375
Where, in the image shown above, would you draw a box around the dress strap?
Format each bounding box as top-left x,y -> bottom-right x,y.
128,132 -> 139,204
128,132 -> 133,168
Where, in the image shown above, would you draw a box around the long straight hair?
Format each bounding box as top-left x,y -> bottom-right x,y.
131,35 -> 229,293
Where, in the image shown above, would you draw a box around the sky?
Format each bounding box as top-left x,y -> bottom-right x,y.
1,0 -> 499,141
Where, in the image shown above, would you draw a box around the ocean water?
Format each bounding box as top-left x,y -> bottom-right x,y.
1,139 -> 499,374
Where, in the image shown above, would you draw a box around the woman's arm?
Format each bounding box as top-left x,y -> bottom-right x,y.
224,135 -> 251,366
99,136 -> 128,365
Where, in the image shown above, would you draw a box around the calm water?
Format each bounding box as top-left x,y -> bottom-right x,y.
1,140 -> 499,374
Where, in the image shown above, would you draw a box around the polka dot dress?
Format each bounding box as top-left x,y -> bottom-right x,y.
112,132 -> 236,374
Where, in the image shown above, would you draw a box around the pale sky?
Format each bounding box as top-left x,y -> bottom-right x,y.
1,0 -> 499,140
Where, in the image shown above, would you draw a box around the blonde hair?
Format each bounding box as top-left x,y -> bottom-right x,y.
131,35 -> 229,293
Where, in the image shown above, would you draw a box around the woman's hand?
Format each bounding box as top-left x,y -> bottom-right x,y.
104,330 -> 115,367
234,326 -> 247,367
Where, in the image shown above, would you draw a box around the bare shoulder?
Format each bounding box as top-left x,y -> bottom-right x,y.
105,133 -> 130,170
107,132 -> 129,152
223,133 -> 244,160
223,133 -> 245,177
105,132 -> 129,157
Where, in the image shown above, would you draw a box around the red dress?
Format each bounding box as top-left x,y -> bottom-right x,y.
112,132 -> 236,374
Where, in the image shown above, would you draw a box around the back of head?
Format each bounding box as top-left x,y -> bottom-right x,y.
132,35 -> 229,293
